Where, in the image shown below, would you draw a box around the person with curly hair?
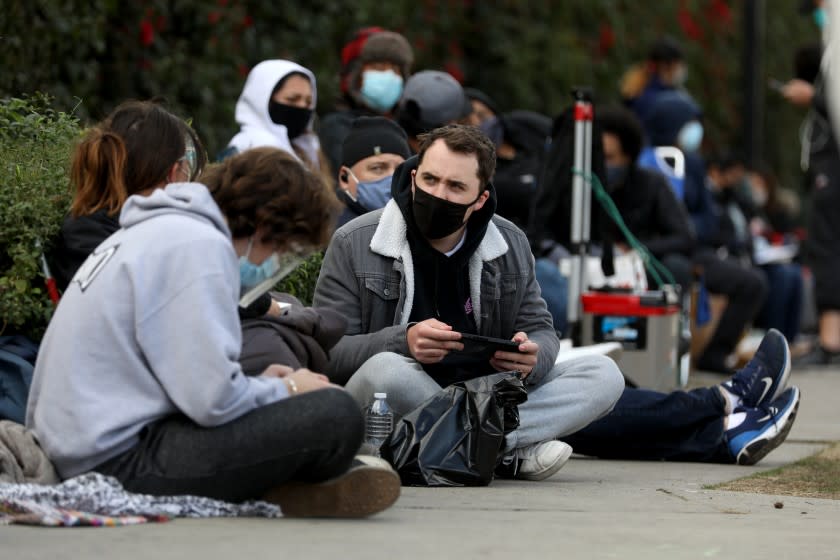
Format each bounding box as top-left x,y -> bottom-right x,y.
27,138 -> 399,517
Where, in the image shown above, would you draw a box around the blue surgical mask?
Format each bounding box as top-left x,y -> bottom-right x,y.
348,170 -> 393,211
360,70 -> 404,112
239,238 -> 280,290
677,121 -> 704,153
814,7 -> 828,29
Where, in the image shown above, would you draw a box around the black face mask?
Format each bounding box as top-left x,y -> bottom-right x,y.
412,180 -> 482,240
268,101 -> 312,139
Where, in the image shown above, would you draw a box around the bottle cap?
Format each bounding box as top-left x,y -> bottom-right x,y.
374,392 -> 387,399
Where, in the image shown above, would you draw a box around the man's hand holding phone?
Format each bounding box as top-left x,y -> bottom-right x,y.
490,332 -> 539,379
406,319 -> 464,364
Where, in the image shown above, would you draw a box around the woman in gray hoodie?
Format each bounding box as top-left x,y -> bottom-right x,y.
27,111 -> 399,517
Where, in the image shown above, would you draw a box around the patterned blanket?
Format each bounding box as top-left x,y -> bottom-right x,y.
0,472 -> 281,527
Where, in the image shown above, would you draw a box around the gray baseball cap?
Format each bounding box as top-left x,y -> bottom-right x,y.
397,70 -> 472,135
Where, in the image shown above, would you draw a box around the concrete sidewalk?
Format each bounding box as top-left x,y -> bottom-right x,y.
4,366 -> 839,560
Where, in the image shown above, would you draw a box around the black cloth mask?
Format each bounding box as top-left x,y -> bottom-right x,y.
412,180 -> 482,240
268,101 -> 312,139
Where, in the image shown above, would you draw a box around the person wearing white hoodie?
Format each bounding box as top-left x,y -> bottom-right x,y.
223,59 -> 333,187
27,131 -> 399,517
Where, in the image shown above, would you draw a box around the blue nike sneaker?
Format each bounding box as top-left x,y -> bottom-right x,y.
727,386 -> 800,466
723,329 -> 790,409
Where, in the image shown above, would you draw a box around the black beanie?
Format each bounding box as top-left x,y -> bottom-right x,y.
341,116 -> 411,168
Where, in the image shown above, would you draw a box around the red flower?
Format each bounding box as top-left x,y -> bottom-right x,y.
218,0 -> 229,5
238,63 -> 250,78
707,0 -> 732,26
677,8 -> 703,41
139,20 -> 154,46
598,23 -> 616,55
242,15 -> 253,28
208,11 -> 221,24
444,62 -> 464,84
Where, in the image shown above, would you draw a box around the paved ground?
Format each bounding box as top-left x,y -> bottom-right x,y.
3,366 -> 839,560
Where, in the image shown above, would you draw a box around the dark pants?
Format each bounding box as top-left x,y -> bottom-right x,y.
95,388 -> 363,502
807,163 -> 840,311
535,257 -> 569,336
695,252 -> 768,368
756,263 -> 803,341
564,385 -> 732,463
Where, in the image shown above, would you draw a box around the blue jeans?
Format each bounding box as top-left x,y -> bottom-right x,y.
563,385 -> 733,463
534,258 -> 568,336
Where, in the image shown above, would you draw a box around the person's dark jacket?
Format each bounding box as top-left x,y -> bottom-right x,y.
808,77 -> 840,171
710,186 -> 757,259
529,107 -> 610,252
239,293 -> 348,380
49,211 -> 120,293
641,92 -> 719,248
493,111 -> 551,230
608,165 -> 695,258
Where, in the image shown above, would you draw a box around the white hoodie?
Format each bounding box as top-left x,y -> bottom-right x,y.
227,59 -> 322,167
26,183 -> 289,479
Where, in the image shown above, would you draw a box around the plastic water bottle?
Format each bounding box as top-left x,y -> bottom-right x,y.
364,392 -> 394,457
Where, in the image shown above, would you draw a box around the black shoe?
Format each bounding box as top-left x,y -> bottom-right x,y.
262,457 -> 401,518
793,345 -> 840,367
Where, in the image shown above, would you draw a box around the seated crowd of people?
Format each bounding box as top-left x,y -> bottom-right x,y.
6,26 -> 831,519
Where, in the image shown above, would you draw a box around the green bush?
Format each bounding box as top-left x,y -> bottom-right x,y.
0,95 -> 79,338
274,252 -> 325,306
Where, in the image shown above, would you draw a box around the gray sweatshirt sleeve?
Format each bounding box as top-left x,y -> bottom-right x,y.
136,268 -> 289,427
314,230 -> 410,382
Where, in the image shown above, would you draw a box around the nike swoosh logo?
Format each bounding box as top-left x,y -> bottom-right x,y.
756,377 -> 774,405
758,414 -> 773,422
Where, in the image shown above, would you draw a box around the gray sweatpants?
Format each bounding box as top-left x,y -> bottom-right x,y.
345,352 -> 624,452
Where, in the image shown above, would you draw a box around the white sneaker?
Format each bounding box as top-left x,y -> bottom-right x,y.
514,440 -> 573,481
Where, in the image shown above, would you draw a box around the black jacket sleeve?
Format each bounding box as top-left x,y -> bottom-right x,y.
642,170 -> 696,257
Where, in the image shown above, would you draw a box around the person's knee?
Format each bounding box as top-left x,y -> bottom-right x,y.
564,354 -> 625,414
317,388 -> 365,443
743,267 -> 769,301
348,352 -> 421,401
585,355 -> 625,414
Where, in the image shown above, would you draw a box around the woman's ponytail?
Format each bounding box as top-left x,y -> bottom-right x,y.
69,127 -> 129,217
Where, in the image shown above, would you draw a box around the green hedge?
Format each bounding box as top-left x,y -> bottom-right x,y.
2,1 -> 815,188
0,95 -> 79,338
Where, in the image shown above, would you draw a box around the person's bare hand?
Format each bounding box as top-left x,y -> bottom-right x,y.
782,79 -> 815,107
490,332 -> 539,378
265,299 -> 285,317
406,318 -> 464,364
259,364 -> 295,378
260,366 -> 330,394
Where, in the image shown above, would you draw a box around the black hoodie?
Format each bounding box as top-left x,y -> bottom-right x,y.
391,155 -> 500,385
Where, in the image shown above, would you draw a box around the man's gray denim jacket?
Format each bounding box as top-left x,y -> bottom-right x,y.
313,200 -> 560,386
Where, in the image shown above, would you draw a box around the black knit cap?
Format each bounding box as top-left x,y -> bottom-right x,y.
341,116 -> 411,168
648,36 -> 684,63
